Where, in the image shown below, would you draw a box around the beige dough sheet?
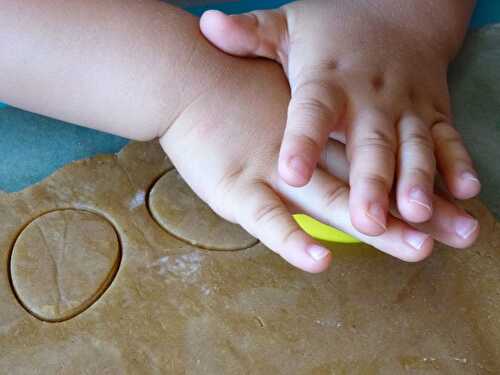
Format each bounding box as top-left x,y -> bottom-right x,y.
0,139 -> 499,374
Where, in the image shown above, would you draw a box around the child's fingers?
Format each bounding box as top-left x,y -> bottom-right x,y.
347,109 -> 397,236
199,9 -> 286,62
405,194 -> 479,248
277,168 -> 433,262
319,139 -> 479,249
396,114 -> 436,223
279,81 -> 346,187
234,181 -> 332,273
431,121 -> 481,199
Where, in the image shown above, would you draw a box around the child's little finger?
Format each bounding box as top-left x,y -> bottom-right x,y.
432,121 -> 481,199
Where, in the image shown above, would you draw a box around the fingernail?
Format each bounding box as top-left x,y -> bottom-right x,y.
404,229 -> 429,250
462,171 -> 480,184
455,217 -> 478,239
409,186 -> 433,212
203,9 -> 225,18
366,203 -> 387,230
288,156 -> 309,179
307,245 -> 330,261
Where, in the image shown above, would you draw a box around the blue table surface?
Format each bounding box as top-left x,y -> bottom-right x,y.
0,0 -> 499,192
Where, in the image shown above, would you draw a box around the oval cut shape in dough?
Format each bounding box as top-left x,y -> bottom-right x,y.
148,170 -> 257,250
10,210 -> 120,322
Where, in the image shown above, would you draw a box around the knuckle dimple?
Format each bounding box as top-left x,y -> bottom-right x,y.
433,105 -> 449,120
211,165 -> 247,218
319,60 -> 339,71
322,185 -> 349,210
290,97 -> 329,120
293,74 -> 331,93
286,132 -> 321,154
399,132 -> 434,152
432,123 -> 462,143
295,64 -> 336,85
358,174 -> 390,192
435,134 -> 464,150
252,203 -> 284,227
371,74 -> 385,92
288,99 -> 332,136
409,166 -> 434,182
355,128 -> 397,156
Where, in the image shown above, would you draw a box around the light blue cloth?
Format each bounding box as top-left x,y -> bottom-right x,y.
0,0 -> 499,193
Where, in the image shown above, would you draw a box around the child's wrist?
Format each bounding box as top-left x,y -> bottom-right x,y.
156,19 -> 238,139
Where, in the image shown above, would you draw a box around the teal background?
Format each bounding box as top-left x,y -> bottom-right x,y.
0,0 -> 499,194
184,1 -> 500,26
470,1 -> 500,28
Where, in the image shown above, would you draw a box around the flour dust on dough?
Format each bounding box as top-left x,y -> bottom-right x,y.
1,25 -> 500,374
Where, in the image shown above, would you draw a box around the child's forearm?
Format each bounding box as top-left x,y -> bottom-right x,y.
0,0 -> 228,140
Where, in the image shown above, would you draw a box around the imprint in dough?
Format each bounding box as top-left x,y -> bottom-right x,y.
0,140 -> 499,374
148,169 -> 258,250
9,209 -> 121,322
1,25 -> 500,374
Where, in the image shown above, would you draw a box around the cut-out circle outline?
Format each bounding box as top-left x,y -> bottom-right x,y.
7,208 -> 122,323
147,170 -> 258,251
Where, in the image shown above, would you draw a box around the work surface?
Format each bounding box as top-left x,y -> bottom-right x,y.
0,2 -> 500,374
0,3 -> 499,374
0,2 -> 499,218
1,139 -> 499,374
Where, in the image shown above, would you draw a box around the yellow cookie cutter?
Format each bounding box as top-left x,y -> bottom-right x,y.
294,214 -> 360,244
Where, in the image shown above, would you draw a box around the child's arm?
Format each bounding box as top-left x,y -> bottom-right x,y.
200,0 -> 480,235
0,0 -> 222,141
0,0 -> 479,272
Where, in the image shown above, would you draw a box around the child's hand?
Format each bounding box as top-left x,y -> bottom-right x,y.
160,58 -> 479,273
200,0 -> 480,236
1,0 -> 479,274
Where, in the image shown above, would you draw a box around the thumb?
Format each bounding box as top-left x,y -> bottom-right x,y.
200,9 -> 288,63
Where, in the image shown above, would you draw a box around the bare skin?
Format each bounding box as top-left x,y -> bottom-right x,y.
0,0 -> 479,272
200,0 -> 481,237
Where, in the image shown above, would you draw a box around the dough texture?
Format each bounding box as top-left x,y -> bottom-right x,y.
0,140 -> 499,374
1,24 -> 500,375
10,209 -> 120,322
149,170 -> 257,250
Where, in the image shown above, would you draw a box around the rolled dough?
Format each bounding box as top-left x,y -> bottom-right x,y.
10,209 -> 120,322
0,139 -> 499,374
149,170 -> 257,250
